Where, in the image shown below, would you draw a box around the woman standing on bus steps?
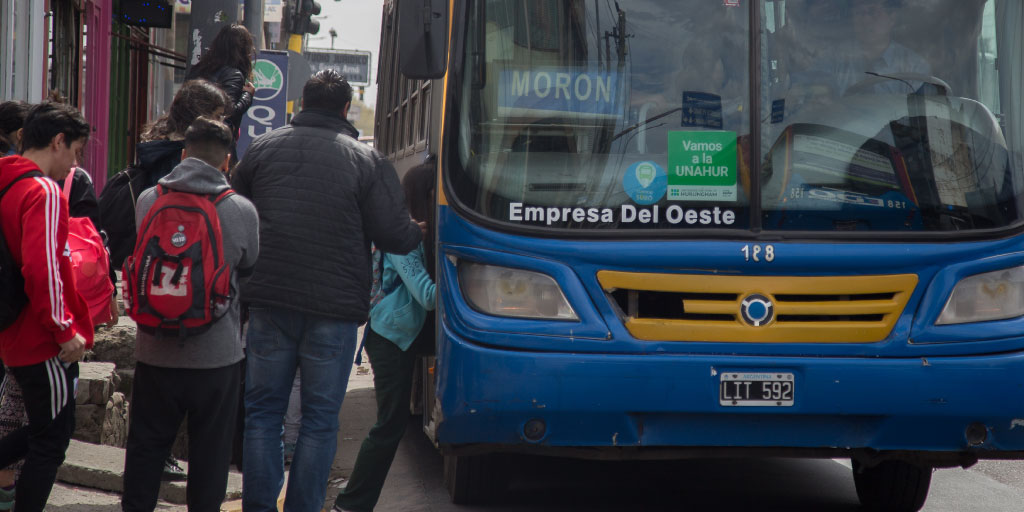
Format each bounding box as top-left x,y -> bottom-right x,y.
187,23 -> 256,160
332,163 -> 437,512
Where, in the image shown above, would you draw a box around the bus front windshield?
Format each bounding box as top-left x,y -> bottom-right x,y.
450,0 -> 1024,234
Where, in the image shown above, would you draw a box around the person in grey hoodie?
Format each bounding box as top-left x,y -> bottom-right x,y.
121,117 -> 259,512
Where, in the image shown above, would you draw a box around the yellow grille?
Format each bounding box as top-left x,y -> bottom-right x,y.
597,271 -> 918,343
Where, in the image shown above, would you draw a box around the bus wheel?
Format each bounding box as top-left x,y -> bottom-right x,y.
852,459 -> 932,512
443,454 -> 505,504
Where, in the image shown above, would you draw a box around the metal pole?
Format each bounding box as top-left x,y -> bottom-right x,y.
244,0 -> 265,50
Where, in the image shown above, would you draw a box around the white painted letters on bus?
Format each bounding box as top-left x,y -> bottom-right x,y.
509,203 -> 732,226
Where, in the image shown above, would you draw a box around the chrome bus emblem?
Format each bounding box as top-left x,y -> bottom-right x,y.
740,294 -> 774,327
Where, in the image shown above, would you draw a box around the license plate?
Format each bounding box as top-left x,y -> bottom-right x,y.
720,372 -> 795,406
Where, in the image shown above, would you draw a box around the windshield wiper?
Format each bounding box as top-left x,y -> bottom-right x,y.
864,71 -> 916,93
611,107 -> 682,142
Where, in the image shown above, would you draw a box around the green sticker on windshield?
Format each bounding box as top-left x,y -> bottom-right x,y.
667,131 -> 737,202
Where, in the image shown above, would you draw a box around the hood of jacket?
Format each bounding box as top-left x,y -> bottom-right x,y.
136,139 -> 184,170
0,155 -> 43,191
291,109 -> 360,139
158,157 -> 231,195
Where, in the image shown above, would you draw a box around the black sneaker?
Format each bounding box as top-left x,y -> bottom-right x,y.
161,456 -> 187,480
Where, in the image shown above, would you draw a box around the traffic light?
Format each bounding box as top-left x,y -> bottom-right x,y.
292,0 -> 322,35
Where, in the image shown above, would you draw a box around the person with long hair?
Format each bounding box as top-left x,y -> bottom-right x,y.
332,163 -> 437,512
187,24 -> 257,145
100,79 -> 230,271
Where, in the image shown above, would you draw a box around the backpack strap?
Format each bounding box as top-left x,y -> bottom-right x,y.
150,186 -> 234,204
211,189 -> 235,204
0,171 -> 44,200
124,166 -> 141,206
61,169 -> 74,198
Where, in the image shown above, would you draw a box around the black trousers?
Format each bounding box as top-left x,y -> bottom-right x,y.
0,357 -> 78,512
122,361 -> 242,512
333,322 -> 433,512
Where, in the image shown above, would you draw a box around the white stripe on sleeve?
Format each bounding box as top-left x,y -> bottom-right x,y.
35,177 -> 71,330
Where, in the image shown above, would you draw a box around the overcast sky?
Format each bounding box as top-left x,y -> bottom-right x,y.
306,0 -> 386,107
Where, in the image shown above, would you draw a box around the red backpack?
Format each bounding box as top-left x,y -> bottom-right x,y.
62,174 -> 115,325
123,185 -> 234,337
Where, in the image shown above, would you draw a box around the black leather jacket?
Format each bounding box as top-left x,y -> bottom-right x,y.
189,66 -> 254,133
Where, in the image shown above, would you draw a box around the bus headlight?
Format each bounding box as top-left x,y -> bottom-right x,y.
458,261 -> 579,321
936,266 -> 1024,325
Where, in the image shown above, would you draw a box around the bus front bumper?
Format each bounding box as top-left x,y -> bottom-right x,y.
434,326 -> 1024,459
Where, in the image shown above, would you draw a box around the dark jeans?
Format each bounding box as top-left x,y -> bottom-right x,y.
242,306 -> 358,512
333,327 -> 420,512
0,357 -> 78,512
122,361 -> 242,512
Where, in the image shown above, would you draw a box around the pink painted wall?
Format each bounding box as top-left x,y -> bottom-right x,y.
84,0 -> 111,193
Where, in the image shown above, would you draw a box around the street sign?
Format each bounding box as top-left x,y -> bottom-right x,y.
304,49 -> 371,86
238,50 -> 289,160
264,0 -> 283,22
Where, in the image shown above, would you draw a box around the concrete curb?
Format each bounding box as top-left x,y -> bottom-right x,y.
57,440 -> 242,505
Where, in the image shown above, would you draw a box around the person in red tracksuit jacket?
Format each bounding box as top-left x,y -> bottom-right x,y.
0,102 -> 93,512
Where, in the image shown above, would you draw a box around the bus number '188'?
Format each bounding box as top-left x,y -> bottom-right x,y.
741,244 -> 775,262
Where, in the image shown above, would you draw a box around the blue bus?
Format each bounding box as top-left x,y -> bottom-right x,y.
374,1 -> 1024,509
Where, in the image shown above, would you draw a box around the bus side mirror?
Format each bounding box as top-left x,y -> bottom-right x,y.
398,0 -> 449,80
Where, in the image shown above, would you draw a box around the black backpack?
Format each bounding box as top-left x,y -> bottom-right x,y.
0,171 -> 43,330
98,165 -> 149,269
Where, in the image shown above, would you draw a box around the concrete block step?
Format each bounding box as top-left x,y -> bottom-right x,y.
57,440 -> 242,505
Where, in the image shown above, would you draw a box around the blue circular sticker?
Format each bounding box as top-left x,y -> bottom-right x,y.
622,161 -> 667,205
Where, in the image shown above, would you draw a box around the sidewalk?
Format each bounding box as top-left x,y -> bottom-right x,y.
47,330 -> 378,511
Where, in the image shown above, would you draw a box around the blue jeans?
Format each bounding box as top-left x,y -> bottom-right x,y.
242,306 -> 358,512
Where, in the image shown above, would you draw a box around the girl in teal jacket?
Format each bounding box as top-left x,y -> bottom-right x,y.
367,242 -> 435,349
333,163 -> 436,512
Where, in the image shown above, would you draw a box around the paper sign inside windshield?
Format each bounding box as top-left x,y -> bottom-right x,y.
498,69 -> 621,117
792,134 -> 898,189
682,91 -> 724,129
667,131 -> 738,202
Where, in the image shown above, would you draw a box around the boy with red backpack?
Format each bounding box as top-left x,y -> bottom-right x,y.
120,117 -> 259,512
0,102 -> 93,512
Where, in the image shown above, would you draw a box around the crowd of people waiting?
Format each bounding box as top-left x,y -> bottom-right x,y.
0,22 -> 434,512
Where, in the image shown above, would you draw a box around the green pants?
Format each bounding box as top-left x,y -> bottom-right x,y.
333,327 -> 418,512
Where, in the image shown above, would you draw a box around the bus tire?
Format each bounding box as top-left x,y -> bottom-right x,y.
852,459 -> 932,512
443,454 -> 504,504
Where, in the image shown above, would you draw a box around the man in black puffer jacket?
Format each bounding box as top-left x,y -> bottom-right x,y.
231,69 -> 421,512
